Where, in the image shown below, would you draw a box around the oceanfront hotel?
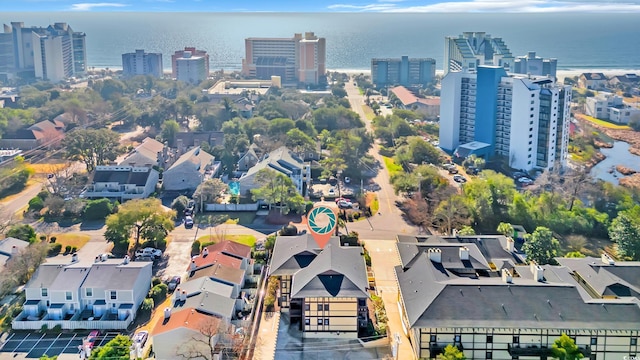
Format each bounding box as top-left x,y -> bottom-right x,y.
440,32 -> 570,171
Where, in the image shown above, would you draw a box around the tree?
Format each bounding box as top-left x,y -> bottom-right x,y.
497,222 -> 514,237
160,119 -> 180,146
285,128 -> 315,153
62,128 -> 122,173
0,241 -> 48,297
608,206 -> 640,260
251,169 -> 305,214
457,225 -> 476,235
6,224 -> 37,243
522,226 -> 560,265
83,198 -> 114,221
437,344 -> 466,360
105,198 -> 175,254
551,333 -> 583,360
175,317 -> 223,360
89,334 -> 132,360
171,195 -> 190,217
434,195 -> 469,236
193,179 -> 228,212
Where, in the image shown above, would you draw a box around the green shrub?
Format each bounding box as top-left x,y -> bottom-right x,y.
148,284 -> 168,304
364,251 -> 372,267
64,245 -> 72,254
191,240 -> 201,255
50,236 -> 56,243
152,277 -> 162,286
82,198 -> 114,220
40,235 -> 47,242
40,324 -> 48,333
48,243 -> 62,256
353,212 -> 360,220
52,324 -> 62,334
71,246 -> 77,253
304,201 -> 314,213
139,298 -> 154,315
7,224 -> 37,243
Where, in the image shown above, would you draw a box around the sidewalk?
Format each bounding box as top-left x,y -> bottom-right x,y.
364,239 -> 416,360
252,311 -> 280,360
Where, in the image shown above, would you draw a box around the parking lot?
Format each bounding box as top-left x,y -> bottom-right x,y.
0,331 -> 118,358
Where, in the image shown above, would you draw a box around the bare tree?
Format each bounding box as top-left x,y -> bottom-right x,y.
176,317 -> 244,360
433,195 -> 469,236
0,241 -> 48,297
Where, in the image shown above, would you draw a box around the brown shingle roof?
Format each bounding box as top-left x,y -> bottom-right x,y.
206,240 -> 252,260
188,250 -> 242,271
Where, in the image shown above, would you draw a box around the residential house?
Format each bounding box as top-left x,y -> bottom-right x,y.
13,257 -> 152,330
119,137 -> 168,168
152,308 -> 222,360
237,143 -> 262,172
586,92 -> 640,124
0,237 -> 29,270
394,235 -> 640,359
608,74 -> 639,89
174,131 -> 224,149
578,72 -> 608,89
80,166 -> 159,201
238,146 -> 310,197
172,277 -> 237,320
390,86 -> 440,119
162,146 -> 219,192
269,235 -> 369,338
0,119 -> 65,150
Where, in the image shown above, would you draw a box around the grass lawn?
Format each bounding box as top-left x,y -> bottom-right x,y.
194,211 -> 256,225
27,163 -> 69,174
361,105 -> 375,121
577,114 -> 631,130
197,234 -> 257,248
49,233 -> 90,249
366,193 -> 379,214
382,156 -> 403,177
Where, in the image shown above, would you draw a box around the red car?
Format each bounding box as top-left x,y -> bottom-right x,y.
85,330 -> 100,349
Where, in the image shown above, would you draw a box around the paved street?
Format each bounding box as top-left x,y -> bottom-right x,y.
344,81 -> 419,239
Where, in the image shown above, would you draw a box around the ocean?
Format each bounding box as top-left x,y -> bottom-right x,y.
2,12 -> 640,72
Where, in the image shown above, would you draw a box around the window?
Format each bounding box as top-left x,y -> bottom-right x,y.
590,337 -> 597,345
487,335 -> 493,343
86,288 -> 92,297
513,336 -> 520,343
110,291 -> 117,300
454,335 -> 461,343
430,335 -> 436,342
318,318 -> 323,325
486,351 -> 493,359
281,281 -> 287,289
305,318 -> 310,325
531,94 -> 535,98
631,338 -> 637,345
305,304 -> 310,311
317,304 -> 323,311
65,291 -> 72,301
324,318 -> 329,325
324,304 -> 329,311
41,288 -> 48,297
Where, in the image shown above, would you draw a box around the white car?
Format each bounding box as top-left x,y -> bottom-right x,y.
337,200 -> 353,209
135,247 -> 162,258
327,188 -> 336,196
344,177 -> 351,184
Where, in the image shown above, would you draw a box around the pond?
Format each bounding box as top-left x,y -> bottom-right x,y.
589,141 -> 640,184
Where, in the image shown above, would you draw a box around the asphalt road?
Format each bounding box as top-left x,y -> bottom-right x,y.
344,81 -> 419,240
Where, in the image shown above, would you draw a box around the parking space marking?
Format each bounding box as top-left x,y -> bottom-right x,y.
10,332 -> 34,352
60,333 -> 78,353
43,333 -> 62,355
25,333 -> 46,354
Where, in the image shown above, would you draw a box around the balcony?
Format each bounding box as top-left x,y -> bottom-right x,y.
508,344 -> 550,356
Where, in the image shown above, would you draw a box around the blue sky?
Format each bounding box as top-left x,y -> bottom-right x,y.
5,0 -> 640,12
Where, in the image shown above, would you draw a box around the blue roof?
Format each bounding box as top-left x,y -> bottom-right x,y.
50,303 -> 65,309
119,303 -> 134,309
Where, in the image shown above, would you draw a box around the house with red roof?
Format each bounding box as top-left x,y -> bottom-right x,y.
152,308 -> 222,360
0,119 -> 65,150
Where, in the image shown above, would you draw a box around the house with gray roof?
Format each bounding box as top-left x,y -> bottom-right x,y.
13,257 -> 152,330
268,234 -> 369,338
394,235 -> 640,359
172,277 -> 237,320
0,237 -> 29,269
162,146 -> 219,191
80,165 -> 159,202
238,146 -> 310,197
119,137 -> 170,168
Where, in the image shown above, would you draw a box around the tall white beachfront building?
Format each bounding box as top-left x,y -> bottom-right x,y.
513,51 -> 558,78
0,22 -> 86,82
171,47 -> 209,84
242,32 -> 326,86
444,32 -> 514,76
122,49 -> 163,78
439,66 -> 571,171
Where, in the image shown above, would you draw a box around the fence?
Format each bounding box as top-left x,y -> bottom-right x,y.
12,319 -> 130,330
205,203 -> 259,212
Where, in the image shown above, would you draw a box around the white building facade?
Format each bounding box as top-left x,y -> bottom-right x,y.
444,32 -> 514,75
122,49 -> 163,78
439,66 -> 571,171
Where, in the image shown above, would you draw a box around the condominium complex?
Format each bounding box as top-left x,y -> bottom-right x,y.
171,47 -> 209,84
586,92 -> 640,124
122,49 -> 163,78
513,51 -> 557,78
0,22 -> 86,82
439,66 -> 571,171
242,32 -> 326,85
395,235 -> 640,360
371,56 -> 436,88
444,32 -> 514,75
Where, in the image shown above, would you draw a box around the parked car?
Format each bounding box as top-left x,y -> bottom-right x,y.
167,276 -> 181,292
135,255 -> 155,262
337,200 -> 353,209
335,197 -> 349,203
132,330 -> 148,348
453,174 -> 467,183
85,330 -> 100,349
518,177 -> 534,186
135,247 -> 162,258
448,167 -> 459,174
184,216 -> 194,229
327,188 -> 336,196
344,176 -> 351,184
